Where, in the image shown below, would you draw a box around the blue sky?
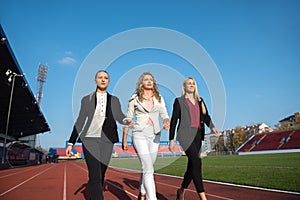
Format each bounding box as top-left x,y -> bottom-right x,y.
1,0 -> 299,150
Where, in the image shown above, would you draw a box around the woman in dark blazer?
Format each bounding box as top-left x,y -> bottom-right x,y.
169,77 -> 220,200
66,70 -> 131,200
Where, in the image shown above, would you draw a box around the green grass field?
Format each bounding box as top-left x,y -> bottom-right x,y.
110,152 -> 300,192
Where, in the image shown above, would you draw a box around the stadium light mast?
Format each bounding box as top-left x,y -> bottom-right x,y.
2,69 -> 25,164
32,64 -> 48,148
36,64 -> 48,106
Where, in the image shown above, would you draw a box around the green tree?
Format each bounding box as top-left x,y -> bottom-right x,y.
233,126 -> 246,150
215,136 -> 226,152
225,132 -> 234,152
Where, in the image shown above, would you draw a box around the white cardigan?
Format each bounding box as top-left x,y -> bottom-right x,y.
126,95 -> 169,134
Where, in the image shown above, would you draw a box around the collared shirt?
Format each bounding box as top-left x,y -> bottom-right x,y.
186,98 -> 201,128
85,92 -> 107,137
126,95 -> 169,134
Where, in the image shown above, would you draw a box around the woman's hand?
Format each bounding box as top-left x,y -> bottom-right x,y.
212,127 -> 221,137
122,126 -> 129,152
66,145 -> 73,157
122,141 -> 128,152
169,140 -> 175,153
163,118 -> 170,130
124,118 -> 134,128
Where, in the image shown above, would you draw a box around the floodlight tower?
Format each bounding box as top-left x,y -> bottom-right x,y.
33,64 -> 48,147
36,64 -> 48,106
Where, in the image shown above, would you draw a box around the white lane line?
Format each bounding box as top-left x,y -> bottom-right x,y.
72,162 -> 138,199
63,164 -> 67,200
105,180 -> 138,199
73,164 -> 234,199
111,166 -> 300,197
110,167 -> 234,200
70,161 -> 88,173
0,165 -> 46,179
204,179 -> 300,196
0,165 -> 54,197
155,181 -> 234,200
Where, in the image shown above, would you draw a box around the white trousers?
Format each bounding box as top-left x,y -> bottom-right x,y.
132,125 -> 160,200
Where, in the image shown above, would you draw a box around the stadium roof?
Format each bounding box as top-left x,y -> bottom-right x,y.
279,114 -> 295,123
0,25 -> 50,141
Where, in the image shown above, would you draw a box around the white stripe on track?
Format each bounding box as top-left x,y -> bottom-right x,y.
110,167 -> 235,200
0,165 -> 45,179
0,165 -> 54,197
156,181 -> 234,200
204,179 -> 300,196
111,166 -> 300,197
71,162 -> 138,199
105,180 -> 138,199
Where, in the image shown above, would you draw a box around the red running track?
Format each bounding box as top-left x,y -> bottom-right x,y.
0,161 -> 299,200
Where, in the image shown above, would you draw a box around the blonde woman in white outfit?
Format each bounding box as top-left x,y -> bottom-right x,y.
122,72 -> 170,200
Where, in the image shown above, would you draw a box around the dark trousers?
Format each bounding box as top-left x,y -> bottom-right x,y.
83,138 -> 113,200
181,130 -> 205,193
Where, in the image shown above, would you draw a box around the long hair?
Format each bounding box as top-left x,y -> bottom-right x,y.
135,72 -> 161,102
181,77 -> 206,114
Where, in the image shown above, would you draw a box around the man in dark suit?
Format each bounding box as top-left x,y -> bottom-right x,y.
66,70 -> 131,200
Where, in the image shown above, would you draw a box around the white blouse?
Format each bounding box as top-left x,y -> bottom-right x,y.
126,95 -> 169,134
85,92 -> 107,137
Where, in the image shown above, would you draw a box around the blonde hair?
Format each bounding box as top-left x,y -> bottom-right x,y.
135,72 -> 161,102
182,77 -> 206,114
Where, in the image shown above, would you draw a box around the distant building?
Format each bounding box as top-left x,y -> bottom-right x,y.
203,112 -> 300,153
204,133 -> 218,153
204,123 -> 273,153
277,112 -> 300,130
296,112 -> 300,129
257,123 -> 274,133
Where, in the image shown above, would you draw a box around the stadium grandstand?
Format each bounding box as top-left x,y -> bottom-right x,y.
51,140 -> 183,160
237,129 -> 300,155
0,25 -> 50,169
113,141 -> 183,158
49,142 -> 84,160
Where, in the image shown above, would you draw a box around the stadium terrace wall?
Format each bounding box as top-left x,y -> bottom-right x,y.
238,149 -> 300,155
54,141 -> 183,159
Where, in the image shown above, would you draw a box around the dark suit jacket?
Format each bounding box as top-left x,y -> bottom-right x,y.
68,92 -> 126,145
169,96 -> 215,149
